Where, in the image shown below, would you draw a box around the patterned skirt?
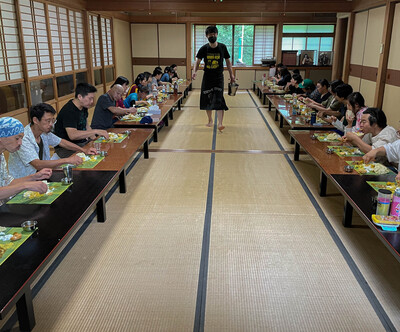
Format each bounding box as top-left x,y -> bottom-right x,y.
200,72 -> 228,111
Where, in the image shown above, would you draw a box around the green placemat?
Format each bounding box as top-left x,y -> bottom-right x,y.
0,227 -> 34,266
346,161 -> 393,175
314,132 -> 341,142
327,146 -> 364,157
95,133 -> 128,143
367,181 -> 397,194
75,155 -> 105,169
7,182 -> 71,205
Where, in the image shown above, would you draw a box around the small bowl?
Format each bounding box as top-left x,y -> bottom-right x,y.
310,134 -> 317,140
99,150 -> 108,157
326,148 -> 334,154
21,220 -> 37,232
124,130 -> 131,136
344,165 -> 354,173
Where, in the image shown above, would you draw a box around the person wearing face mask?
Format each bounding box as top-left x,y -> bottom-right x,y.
192,25 -> 235,132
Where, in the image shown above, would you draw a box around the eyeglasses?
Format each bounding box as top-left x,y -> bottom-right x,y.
44,119 -> 56,124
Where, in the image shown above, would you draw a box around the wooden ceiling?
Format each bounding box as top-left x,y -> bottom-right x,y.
86,0 -> 355,13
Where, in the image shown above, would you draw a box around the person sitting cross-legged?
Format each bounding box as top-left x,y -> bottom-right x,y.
0,117 -> 52,205
8,103 -> 97,179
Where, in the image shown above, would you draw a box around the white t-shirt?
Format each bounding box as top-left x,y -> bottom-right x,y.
363,126 -> 398,149
384,139 -> 400,169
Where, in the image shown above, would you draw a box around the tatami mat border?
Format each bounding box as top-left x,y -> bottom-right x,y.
247,89 -> 396,331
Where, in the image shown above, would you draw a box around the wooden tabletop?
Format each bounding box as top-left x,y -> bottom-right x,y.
0,170 -> 118,320
289,130 -> 367,175
255,81 -> 285,95
81,128 -> 154,171
330,173 -> 400,262
268,95 -> 334,130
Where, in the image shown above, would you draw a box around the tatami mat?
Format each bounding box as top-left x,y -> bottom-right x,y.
8,87 -> 400,332
206,153 -> 387,331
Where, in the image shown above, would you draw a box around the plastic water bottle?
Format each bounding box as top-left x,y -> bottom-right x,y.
162,85 -> 166,94
390,187 -> 400,216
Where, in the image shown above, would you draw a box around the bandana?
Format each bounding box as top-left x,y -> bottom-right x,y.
0,117 -> 24,138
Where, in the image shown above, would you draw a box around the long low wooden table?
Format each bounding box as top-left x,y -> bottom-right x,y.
0,170 -> 118,331
114,90 -> 187,142
82,128 -> 154,194
267,95 -> 333,132
0,128 -> 154,330
254,81 -> 285,104
289,129 -> 400,262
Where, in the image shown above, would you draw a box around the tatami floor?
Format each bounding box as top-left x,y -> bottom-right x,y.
5,90 -> 400,331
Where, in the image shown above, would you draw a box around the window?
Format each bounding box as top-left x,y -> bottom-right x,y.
0,0 -> 27,114
30,78 -> 54,104
0,0 -> 23,81
253,25 -> 274,65
101,17 -> 113,66
193,24 -> 274,66
69,11 -> 86,70
282,25 -> 335,65
48,5 -> 72,73
19,0 -> 51,77
89,14 -> 101,68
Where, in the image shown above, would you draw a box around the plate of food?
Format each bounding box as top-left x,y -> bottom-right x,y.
371,215 -> 400,231
121,114 -> 143,122
346,160 -> 392,175
284,94 -> 293,100
95,132 -> 128,143
0,227 -> 34,266
7,182 -> 71,204
367,181 -> 397,195
314,132 -> 342,142
327,146 -> 364,157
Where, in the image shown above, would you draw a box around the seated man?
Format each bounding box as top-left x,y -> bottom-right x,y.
299,79 -> 319,102
285,73 -> 304,94
344,108 -> 397,154
8,103 -> 97,179
0,117 -> 51,205
152,68 -> 163,89
91,84 -> 137,130
332,83 -> 354,119
364,138 -> 400,182
54,83 -> 109,158
124,86 -> 150,108
304,79 -> 344,119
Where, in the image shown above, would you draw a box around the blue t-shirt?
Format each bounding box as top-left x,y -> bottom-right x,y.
124,93 -> 138,108
160,73 -> 170,83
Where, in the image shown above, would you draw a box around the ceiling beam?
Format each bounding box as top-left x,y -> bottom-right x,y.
127,15 -> 337,24
86,1 -> 353,13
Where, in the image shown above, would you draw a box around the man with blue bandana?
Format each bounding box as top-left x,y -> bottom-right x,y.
0,117 -> 52,204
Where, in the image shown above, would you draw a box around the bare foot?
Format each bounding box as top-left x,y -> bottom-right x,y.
218,125 -> 225,132
206,122 -> 213,127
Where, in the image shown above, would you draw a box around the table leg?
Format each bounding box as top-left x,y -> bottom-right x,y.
268,100 -> 272,112
274,110 -> 278,121
164,115 -> 169,127
16,289 -> 35,332
169,109 -> 173,120
143,140 -> 149,159
178,99 -> 181,110
96,196 -> 107,222
290,136 -> 294,144
118,169 -> 127,194
294,142 -> 300,161
343,200 -> 353,227
319,172 -> 327,197
253,83 -> 255,92
263,93 -> 266,105
153,128 -> 158,142
279,114 -> 283,128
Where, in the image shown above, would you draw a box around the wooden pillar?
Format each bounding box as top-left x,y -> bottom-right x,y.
275,22 -> 283,63
343,12 -> 355,83
186,22 -> 192,80
374,0 -> 396,108
332,17 -> 348,80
